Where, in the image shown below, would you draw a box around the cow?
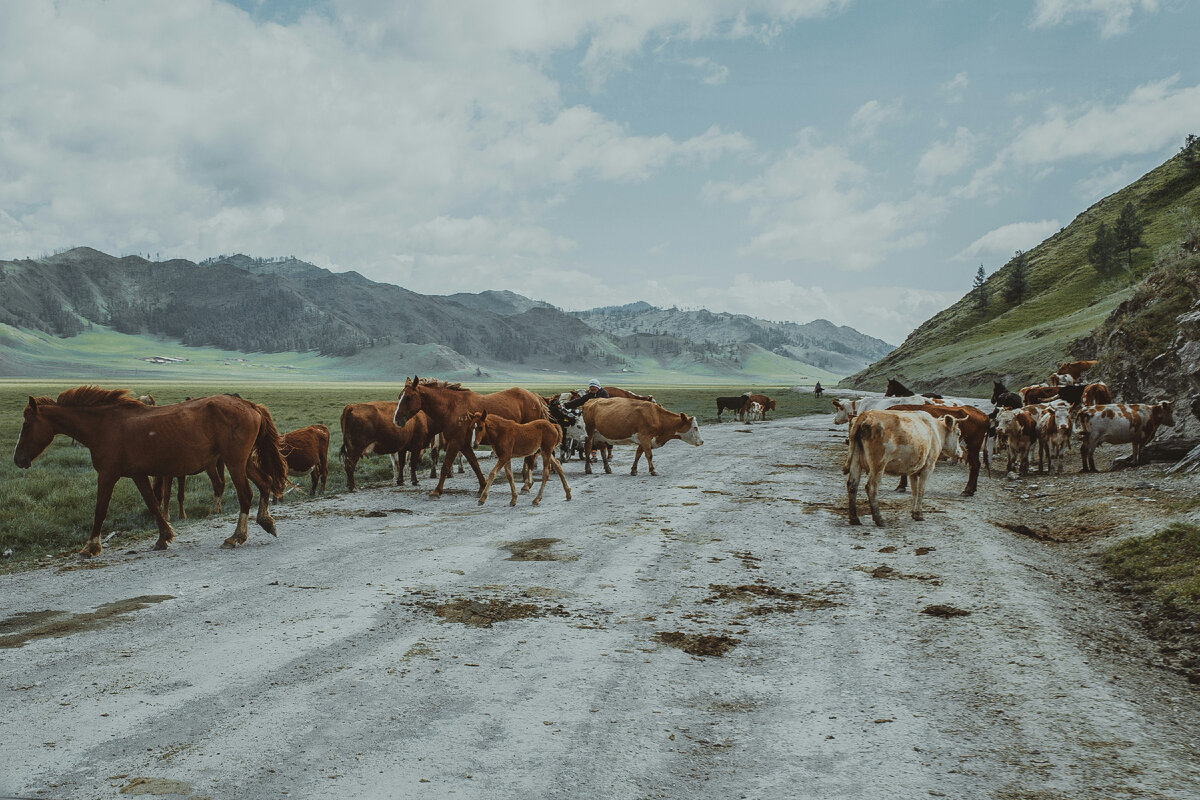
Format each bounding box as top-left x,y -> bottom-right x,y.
279,424 -> 330,496
832,395 -> 959,425
546,399 -> 589,462
745,393 -> 776,418
604,386 -> 656,403
339,401 -> 432,491
1048,372 -> 1075,387
1036,404 -> 1072,475
582,398 -> 703,476
888,403 -> 991,496
1082,382 -> 1113,406
996,408 -> 1038,476
1057,360 -> 1098,383
746,401 -> 765,422
1077,402 -> 1175,472
845,410 -> 962,527
716,395 -> 751,421
466,410 -> 571,506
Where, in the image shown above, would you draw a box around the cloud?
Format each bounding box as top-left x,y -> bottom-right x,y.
848,99 -> 903,142
916,127 -> 977,184
681,56 -> 730,85
940,71 -> 969,104
1030,0 -> 1159,38
954,219 -> 1062,262
1075,161 -> 1145,201
705,129 -> 944,271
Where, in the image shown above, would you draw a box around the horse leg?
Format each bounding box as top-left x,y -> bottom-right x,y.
409,445 -> 421,486
428,441 -> 440,479
895,474 -> 908,493
209,463 -> 225,514
462,446 -> 487,490
520,455 -> 535,494
503,460 -> 520,506
222,461 -> 254,548
390,452 -> 403,486
152,476 -> 170,521
552,456 -> 571,501
176,475 -> 187,519
430,444 -> 460,499
132,474 -> 177,550
532,451 -> 553,506
81,474 -> 119,557
478,460 -> 504,505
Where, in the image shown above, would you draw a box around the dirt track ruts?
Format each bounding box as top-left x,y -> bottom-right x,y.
2,415 -> 1199,799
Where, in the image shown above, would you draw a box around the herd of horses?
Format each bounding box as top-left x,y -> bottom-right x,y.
11,378 -> 707,558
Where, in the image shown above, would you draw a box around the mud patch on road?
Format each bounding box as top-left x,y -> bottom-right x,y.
857,565 -> 940,583
119,776 -> 192,795
655,631 -> 740,657
501,537 -> 573,561
703,583 -> 843,616
422,596 -> 572,628
921,604 -> 971,618
0,595 -> 173,649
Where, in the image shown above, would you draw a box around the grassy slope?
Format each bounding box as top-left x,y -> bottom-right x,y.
844,150 -> 1200,396
0,323 -> 842,386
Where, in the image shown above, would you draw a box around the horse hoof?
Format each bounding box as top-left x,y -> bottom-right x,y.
477,499 -> 486,506
78,548 -> 99,558
849,518 -> 862,526
532,499 -> 541,506
258,519 -> 277,536
873,519 -> 885,527
427,492 -> 441,500
153,540 -> 170,551
220,539 -> 237,549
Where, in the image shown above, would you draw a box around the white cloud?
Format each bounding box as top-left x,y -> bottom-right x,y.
954,220 -> 1062,262
705,130 -> 944,272
681,56 -> 730,85
848,99 -> 903,142
916,127 -> 977,184
1030,0 -> 1159,38
940,72 -> 969,104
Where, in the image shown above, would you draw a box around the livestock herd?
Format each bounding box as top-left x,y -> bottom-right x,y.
12,378 -> 705,557
833,361 -> 1176,526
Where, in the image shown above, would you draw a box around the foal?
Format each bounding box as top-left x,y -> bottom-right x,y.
467,410 -> 571,507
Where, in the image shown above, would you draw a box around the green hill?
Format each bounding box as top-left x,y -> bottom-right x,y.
844,142 -> 1200,395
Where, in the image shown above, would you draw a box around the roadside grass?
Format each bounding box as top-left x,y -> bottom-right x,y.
1103,523 -> 1200,613
0,382 -> 824,567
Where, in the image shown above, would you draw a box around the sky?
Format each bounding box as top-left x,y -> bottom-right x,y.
2,0 -> 1199,344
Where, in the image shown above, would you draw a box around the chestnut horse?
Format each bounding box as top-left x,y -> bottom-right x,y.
467,410 -> 571,506
14,387 -> 288,556
393,376 -> 549,499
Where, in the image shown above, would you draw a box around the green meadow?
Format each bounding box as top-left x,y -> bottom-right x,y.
0,381 -> 828,568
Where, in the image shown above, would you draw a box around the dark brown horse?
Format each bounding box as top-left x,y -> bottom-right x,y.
393,376 -> 549,499
14,387 -> 288,556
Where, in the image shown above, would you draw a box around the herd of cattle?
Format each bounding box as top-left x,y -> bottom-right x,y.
833,360 -> 1176,526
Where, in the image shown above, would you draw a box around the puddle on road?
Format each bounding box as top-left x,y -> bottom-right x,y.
0,595 -> 174,649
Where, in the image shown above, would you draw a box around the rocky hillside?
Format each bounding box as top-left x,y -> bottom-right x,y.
843,140 -> 1200,396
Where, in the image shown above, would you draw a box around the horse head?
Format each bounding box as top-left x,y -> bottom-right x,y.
990,381 -> 1007,404
14,397 -> 56,469
394,375 -> 422,427
885,377 -> 913,397
466,410 -> 487,447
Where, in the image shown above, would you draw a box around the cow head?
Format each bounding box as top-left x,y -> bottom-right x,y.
832,398 -> 854,425
678,413 -> 703,446
1153,401 -> 1175,428
938,415 -> 963,460
394,375 -> 422,427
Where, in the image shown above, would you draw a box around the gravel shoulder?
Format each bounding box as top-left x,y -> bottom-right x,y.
3,416 -> 1199,799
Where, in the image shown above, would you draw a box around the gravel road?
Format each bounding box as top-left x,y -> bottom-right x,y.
3,415 -> 1200,799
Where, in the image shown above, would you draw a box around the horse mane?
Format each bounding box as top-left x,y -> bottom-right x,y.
55,386 -> 144,408
418,378 -> 465,391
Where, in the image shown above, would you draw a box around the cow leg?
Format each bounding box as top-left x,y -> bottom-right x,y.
866,470 -> 885,527
846,466 -> 862,526
639,436 -> 659,476
895,475 -> 908,493
599,438 -> 613,474
132,474 -> 177,551
909,471 -> 924,521
963,446 -> 980,497
344,452 -> 359,492
631,445 -> 643,476
478,460 -> 504,505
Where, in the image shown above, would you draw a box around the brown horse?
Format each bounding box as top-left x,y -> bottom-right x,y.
14,387 -> 288,556
393,376 -> 549,499
467,410 -> 571,506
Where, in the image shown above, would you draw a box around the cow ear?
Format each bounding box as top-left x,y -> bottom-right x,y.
27,396 -> 37,416
680,412 -> 687,422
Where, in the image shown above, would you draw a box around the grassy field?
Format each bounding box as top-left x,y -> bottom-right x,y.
0,381 -> 828,568
1104,523 -> 1200,613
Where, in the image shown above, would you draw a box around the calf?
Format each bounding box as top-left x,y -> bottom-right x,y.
279,424 -> 330,496
746,393 -> 776,418
996,408 -> 1038,476
1036,404 -> 1072,475
991,381 -> 1023,410
845,410 -> 962,526
746,401 -> 765,422
1077,402 -> 1175,472
467,410 -> 570,506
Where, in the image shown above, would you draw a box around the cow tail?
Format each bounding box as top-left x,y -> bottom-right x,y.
846,417 -> 868,475
338,405 -> 354,466
253,402 -> 289,497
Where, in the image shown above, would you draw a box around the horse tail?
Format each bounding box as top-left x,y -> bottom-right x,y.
252,402 -> 289,496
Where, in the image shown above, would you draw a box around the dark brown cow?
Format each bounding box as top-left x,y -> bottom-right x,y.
339,402 -> 432,491
716,395 -> 751,421
888,403 -> 990,496
280,424 -> 330,496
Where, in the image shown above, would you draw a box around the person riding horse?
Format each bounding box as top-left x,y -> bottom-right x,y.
814,381 -> 824,398
564,379 -> 609,410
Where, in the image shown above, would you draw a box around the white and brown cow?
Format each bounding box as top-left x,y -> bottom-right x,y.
832,395 -> 960,425
1077,402 -> 1175,472
845,409 -> 962,527
1035,404 -> 1072,475
995,408 -> 1038,476
582,398 -> 702,476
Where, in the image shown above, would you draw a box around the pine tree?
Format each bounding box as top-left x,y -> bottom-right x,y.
971,265 -> 988,311
1087,222 -> 1118,275
1004,250 -> 1030,304
1113,201 -> 1145,270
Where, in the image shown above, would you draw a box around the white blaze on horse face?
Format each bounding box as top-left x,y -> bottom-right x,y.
394,391 -> 406,426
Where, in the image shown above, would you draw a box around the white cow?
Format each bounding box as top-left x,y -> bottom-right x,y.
1077,402 -> 1175,472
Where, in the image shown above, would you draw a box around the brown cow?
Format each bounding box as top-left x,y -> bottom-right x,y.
467,411 -> 571,506
279,424 -> 330,496
1056,360 -> 1098,382
996,408 -> 1038,476
339,402 -> 432,491
845,410 -> 962,527
888,403 -> 990,496
1082,382 -> 1113,405
582,398 -> 703,476
1020,384 -> 1060,405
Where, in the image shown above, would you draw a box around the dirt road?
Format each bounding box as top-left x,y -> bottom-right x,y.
3,416 -> 1199,799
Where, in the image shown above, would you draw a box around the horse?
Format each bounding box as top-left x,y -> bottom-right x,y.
153,459 -> 226,520
813,382 -> 824,398
466,410 -> 571,506
990,380 -> 1023,410
14,387 -> 289,556
393,376 -> 550,499
884,377 -> 942,400
603,386 -> 656,403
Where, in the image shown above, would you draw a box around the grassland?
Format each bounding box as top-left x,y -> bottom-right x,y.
1104,523 -> 1200,613
0,381 -> 827,567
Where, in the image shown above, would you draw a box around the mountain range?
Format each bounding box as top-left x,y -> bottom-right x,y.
0,248 -> 891,383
